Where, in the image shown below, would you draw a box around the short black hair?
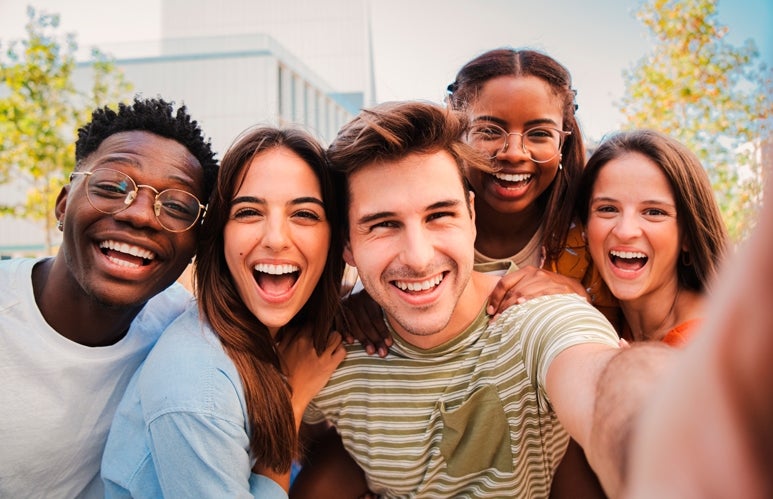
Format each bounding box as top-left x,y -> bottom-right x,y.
75,96 -> 218,200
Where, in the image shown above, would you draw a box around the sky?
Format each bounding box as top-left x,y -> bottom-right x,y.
0,0 -> 770,142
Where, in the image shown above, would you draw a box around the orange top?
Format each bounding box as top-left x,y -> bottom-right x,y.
661,318 -> 701,348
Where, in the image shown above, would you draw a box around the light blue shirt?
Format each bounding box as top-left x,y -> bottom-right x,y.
101,302 -> 287,499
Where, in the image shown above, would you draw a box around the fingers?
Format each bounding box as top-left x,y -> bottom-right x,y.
340,290 -> 393,357
487,266 -> 587,317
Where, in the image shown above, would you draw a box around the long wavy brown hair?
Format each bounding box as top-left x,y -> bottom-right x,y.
194,126 -> 343,473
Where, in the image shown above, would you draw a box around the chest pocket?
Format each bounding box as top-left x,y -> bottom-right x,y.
438,384 -> 513,476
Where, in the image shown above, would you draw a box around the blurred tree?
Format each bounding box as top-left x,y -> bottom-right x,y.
619,0 -> 772,240
0,6 -> 132,254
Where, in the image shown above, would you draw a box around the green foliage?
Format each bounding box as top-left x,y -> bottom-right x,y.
619,0 -> 772,241
0,6 -> 132,253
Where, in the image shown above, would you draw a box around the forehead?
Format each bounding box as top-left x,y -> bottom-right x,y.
235,146 -> 321,197
347,150 -> 467,216
595,152 -> 673,199
82,130 -> 204,192
470,75 -> 563,123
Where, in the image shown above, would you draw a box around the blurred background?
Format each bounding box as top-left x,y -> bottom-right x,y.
1,0 -> 771,256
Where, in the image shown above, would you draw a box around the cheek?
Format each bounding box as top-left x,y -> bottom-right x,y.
585,219 -> 607,261
223,224 -> 246,277
466,167 -> 486,192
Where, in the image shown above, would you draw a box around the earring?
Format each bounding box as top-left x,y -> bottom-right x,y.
57,220 -> 64,231
558,163 -> 563,171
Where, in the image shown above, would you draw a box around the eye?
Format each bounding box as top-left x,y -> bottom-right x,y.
231,206 -> 263,221
427,211 -> 454,222
470,125 -> 505,140
643,208 -> 668,217
525,127 -> 558,142
592,204 -> 618,217
370,220 -> 399,230
292,209 -> 324,224
92,180 -> 130,197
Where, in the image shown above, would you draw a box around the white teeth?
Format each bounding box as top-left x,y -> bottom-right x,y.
99,240 -> 155,260
394,274 -> 443,291
254,263 -> 300,275
494,172 -> 531,182
610,250 -> 647,259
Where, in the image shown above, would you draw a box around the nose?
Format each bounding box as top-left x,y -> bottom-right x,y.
611,211 -> 643,240
112,186 -> 162,229
398,223 -> 434,271
261,213 -> 291,251
497,132 -> 529,161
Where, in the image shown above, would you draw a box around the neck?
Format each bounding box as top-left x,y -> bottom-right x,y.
32,257 -> 143,347
621,285 -> 703,342
473,198 -> 543,259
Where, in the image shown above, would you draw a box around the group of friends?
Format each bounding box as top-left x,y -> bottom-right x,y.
0,47 -> 769,499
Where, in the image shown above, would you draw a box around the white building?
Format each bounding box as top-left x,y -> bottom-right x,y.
1,0 -> 372,256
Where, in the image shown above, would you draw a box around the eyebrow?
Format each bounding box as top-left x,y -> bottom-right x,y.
471,115 -> 560,129
355,199 -> 464,225
231,195 -> 325,207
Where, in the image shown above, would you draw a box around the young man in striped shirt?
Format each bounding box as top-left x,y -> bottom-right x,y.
299,101 -> 671,498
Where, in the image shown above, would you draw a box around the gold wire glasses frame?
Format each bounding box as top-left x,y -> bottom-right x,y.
69,169 -> 206,233
467,123 -> 571,164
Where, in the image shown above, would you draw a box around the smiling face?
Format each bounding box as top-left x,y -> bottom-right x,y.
56,130 -> 204,307
465,75 -> 564,217
223,146 -> 330,336
343,150 -> 477,347
586,152 -> 683,305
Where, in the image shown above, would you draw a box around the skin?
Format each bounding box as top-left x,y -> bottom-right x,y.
224,146 -> 331,337
466,75 -> 563,260
342,150 -> 491,349
36,131 -> 204,346
587,153 -> 701,341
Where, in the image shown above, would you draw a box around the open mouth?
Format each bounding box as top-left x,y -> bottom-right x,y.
99,240 -> 155,268
393,273 -> 444,294
609,250 -> 648,271
253,263 -> 300,296
492,171 -> 533,188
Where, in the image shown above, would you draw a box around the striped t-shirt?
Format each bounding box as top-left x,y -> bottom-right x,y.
305,293 -> 619,498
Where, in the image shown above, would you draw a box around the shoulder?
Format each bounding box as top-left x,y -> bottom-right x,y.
136,306 -> 244,420
131,283 -> 194,337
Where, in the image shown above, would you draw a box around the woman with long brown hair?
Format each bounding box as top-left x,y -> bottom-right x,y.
102,126 -> 345,497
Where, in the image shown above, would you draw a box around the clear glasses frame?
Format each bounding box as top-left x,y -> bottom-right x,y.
467,123 -> 571,164
69,168 -> 206,232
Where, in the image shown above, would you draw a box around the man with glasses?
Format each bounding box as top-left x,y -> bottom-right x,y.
0,97 -> 217,498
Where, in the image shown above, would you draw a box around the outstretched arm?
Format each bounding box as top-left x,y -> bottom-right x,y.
623,179 -> 773,499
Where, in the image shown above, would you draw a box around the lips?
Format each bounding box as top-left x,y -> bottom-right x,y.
609,249 -> 648,271
253,262 -> 300,296
492,171 -> 533,188
99,240 -> 156,268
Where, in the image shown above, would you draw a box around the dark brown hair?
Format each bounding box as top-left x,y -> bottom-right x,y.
578,129 -> 728,292
446,48 -> 584,264
195,126 -> 343,473
327,100 -> 491,238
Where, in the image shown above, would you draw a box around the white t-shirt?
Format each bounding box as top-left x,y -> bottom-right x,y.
0,257 -> 192,499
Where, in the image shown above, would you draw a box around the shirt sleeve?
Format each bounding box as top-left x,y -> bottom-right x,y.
515,293 -> 620,411
147,410 -> 287,499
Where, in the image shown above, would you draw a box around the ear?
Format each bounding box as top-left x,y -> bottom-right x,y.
343,240 -> 356,267
54,184 -> 70,222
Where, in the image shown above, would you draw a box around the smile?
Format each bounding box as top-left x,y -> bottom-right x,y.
609,249 -> 648,271
393,273 -> 444,292
99,240 -> 156,268
253,262 -> 300,297
494,172 -> 532,183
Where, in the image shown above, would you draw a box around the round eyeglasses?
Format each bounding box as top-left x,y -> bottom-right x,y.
467,123 -> 571,164
69,168 -> 206,233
